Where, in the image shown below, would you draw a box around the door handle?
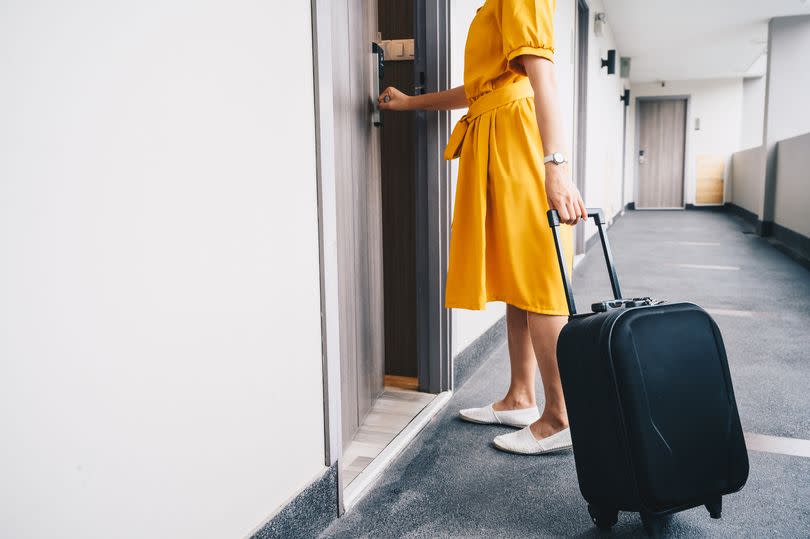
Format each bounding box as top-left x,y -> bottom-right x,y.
371,42 -> 385,127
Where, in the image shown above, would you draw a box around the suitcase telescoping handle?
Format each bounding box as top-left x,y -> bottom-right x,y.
547,208 -> 622,316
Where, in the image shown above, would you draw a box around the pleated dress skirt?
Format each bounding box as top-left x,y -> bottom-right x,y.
443,79 -> 574,316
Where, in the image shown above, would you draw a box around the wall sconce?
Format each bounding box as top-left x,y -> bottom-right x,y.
620,88 -> 630,107
620,56 -> 631,79
601,49 -> 616,74
594,12 -> 606,37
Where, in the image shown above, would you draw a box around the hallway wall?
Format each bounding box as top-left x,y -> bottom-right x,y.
0,2 -> 326,538
764,15 -> 810,146
731,146 -> 765,216
761,14 -> 810,223
626,78 -> 744,205
741,75 -> 766,150
577,0 -> 627,232
774,132 -> 810,238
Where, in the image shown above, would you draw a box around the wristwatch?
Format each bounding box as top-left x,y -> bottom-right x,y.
543,152 -> 567,165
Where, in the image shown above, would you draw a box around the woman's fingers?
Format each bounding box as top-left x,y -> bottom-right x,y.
377,90 -> 389,108
555,196 -> 588,225
377,87 -> 392,108
546,176 -> 587,225
378,86 -> 409,110
578,197 -> 588,222
566,200 -> 578,225
555,199 -> 571,223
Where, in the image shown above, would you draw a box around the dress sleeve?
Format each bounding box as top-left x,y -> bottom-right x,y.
501,0 -> 556,76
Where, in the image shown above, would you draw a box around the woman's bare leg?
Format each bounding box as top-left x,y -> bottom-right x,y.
526,313 -> 569,438
492,304 -> 537,411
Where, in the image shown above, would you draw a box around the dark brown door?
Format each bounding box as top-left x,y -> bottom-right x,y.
378,0 -> 417,380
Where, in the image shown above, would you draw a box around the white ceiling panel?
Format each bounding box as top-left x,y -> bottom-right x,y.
602,0 -> 810,82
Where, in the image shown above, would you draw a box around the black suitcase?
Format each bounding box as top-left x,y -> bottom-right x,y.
547,208 -> 749,535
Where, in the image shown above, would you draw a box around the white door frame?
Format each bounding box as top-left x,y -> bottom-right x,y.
310,0 -> 343,480
572,0 -> 590,253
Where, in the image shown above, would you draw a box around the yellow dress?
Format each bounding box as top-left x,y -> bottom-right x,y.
444,0 -> 574,315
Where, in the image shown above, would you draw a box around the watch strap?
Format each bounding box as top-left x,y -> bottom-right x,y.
544,152 -> 567,164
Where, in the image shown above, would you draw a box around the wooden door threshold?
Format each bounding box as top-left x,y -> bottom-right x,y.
384,375 -> 419,391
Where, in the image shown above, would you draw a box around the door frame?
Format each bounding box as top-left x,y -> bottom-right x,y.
573,0 -> 589,254
633,95 -> 690,210
414,0 -> 453,395
309,0 -> 452,512
620,87 -> 628,211
310,0 -> 343,473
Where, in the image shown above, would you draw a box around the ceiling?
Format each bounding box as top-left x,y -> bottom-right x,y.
601,0 -> 810,82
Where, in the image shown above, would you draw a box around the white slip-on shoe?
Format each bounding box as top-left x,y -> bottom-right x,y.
492,425 -> 572,455
458,403 -> 540,428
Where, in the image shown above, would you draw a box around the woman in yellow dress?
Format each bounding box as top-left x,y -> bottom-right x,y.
378,0 -> 586,455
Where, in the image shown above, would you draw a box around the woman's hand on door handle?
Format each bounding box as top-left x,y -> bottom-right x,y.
378,87 -> 411,111
379,85 -> 468,112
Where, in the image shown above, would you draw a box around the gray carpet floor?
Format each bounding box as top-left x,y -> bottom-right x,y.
320,210 -> 810,538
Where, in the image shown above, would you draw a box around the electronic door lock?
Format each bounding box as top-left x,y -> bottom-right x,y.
371,42 -> 385,127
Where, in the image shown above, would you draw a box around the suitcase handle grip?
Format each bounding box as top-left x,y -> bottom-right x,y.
547,208 -> 622,316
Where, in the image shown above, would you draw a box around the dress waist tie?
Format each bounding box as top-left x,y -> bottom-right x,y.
444,77 -> 535,161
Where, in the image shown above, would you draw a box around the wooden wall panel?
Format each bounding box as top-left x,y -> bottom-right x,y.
695,154 -> 725,204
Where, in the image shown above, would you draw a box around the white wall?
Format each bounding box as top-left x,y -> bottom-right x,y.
449,0 -> 505,355
731,146 -> 765,215
626,78 -> 744,206
0,2 -> 326,538
579,0 -> 626,233
741,76 -> 766,150
761,14 -> 810,221
764,15 -> 810,146
774,132 -> 810,237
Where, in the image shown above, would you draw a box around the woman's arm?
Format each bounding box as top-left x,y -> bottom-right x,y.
378,85 -> 468,112
521,55 -> 587,225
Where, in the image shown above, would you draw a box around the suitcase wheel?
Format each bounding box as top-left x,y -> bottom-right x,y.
587,504 -> 618,530
705,496 -> 722,519
640,511 -> 665,537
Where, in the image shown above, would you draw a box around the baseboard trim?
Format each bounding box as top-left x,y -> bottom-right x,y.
758,219 -> 774,237
453,316 -> 506,390
770,222 -> 810,270
685,203 -> 724,211
721,203 -> 808,268
251,463 -> 338,539
724,202 -> 758,224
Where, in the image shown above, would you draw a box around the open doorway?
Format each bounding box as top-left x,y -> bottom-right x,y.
321,0 -> 452,508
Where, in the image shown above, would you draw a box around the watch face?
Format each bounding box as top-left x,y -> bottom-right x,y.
553,152 -> 564,164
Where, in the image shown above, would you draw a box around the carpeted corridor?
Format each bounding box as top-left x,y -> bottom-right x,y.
320,209 -> 810,538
